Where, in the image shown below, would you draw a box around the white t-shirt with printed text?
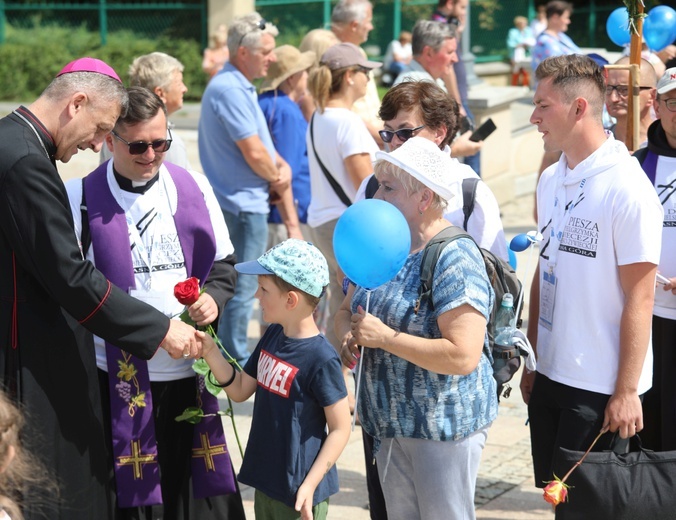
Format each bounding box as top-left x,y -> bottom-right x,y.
65,163 -> 233,381
536,136 -> 663,395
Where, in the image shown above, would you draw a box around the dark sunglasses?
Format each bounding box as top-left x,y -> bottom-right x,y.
112,129 -> 172,155
237,19 -> 268,49
378,125 -> 425,144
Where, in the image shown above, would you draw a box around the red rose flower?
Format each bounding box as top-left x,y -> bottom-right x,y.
174,277 -> 200,305
543,479 -> 568,506
542,426 -> 608,509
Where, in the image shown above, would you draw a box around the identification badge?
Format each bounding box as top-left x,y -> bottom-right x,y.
129,288 -> 166,314
539,270 -> 557,331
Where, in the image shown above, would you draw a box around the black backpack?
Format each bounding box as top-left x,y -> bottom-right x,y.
415,225 -> 524,399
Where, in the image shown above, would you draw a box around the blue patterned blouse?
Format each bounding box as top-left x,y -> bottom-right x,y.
353,236 -> 498,450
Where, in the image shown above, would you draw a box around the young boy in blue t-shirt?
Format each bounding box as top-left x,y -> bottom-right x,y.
202,239 -> 350,519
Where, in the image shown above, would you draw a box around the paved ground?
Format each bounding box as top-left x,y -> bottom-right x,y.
0,99 -> 556,519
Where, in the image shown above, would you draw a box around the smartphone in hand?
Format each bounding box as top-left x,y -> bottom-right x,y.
469,118 -> 497,142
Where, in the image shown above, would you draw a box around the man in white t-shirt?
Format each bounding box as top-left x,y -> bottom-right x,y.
520,55 -> 663,496
633,67 -> 676,451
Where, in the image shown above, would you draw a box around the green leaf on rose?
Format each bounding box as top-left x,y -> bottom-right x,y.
192,358 -> 210,376
179,308 -> 195,326
174,406 -> 204,424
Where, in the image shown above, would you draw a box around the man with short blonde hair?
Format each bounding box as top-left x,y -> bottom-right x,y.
522,55 -> 663,506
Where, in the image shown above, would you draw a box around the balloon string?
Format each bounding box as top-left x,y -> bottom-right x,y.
351,290 -> 370,431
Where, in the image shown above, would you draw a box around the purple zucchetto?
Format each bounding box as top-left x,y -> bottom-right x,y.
56,57 -> 122,82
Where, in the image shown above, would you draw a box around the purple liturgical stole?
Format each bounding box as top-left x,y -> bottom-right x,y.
85,161 -> 236,508
642,150 -> 658,186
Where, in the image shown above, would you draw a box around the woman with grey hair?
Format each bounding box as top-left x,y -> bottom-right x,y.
100,52 -> 191,168
336,136 -> 497,519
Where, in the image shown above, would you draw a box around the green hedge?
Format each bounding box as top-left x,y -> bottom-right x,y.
0,24 -> 207,101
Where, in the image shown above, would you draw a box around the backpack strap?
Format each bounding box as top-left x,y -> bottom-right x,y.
462,177 -> 479,231
309,114 -> 353,208
415,225 -> 472,314
364,174 -> 380,199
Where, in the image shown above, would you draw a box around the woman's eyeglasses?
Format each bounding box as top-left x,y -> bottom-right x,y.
236,19 -> 267,49
378,125 -> 425,143
112,129 -> 173,155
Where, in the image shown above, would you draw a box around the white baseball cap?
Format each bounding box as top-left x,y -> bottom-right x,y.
657,67 -> 676,95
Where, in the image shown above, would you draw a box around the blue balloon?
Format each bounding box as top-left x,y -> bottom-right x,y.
606,7 -> 631,47
509,233 -> 532,253
333,199 -> 411,290
644,6 -> 676,52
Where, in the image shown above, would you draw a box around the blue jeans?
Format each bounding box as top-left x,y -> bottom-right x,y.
462,101 -> 481,177
218,210 -> 268,366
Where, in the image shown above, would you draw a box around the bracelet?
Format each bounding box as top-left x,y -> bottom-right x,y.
207,363 -> 237,388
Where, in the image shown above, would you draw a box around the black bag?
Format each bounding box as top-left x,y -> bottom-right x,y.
416,226 -> 524,398
553,434 -> 676,520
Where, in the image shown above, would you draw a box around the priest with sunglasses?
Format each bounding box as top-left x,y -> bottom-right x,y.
65,86 -> 245,520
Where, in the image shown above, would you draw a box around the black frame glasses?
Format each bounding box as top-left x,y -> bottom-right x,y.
605,84 -> 653,97
378,125 -> 425,144
660,98 -> 676,113
236,19 -> 268,49
111,129 -> 172,155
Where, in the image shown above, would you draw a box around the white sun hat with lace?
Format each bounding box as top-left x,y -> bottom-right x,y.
375,136 -> 458,202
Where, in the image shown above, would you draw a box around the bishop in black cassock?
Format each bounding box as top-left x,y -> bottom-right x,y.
0,58 -> 202,520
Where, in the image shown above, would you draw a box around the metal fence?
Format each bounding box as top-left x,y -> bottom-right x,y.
0,1 -> 664,64
256,0 -> 635,64
0,1 -> 207,47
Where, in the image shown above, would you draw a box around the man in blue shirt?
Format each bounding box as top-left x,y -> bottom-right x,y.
199,12 -> 301,365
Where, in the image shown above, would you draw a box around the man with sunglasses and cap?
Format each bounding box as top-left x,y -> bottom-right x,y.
65,86 -> 244,519
0,58 -> 204,520
199,12 -> 301,368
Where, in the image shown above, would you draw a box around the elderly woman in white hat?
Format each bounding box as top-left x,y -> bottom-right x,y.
258,45 -> 316,245
335,136 -> 498,519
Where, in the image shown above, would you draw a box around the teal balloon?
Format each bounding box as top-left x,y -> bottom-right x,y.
644,6 -> 676,52
606,8 -> 631,47
333,199 -> 410,290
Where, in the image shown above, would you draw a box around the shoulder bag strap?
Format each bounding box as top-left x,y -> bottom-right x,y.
310,113 -> 352,208
462,177 -> 479,231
